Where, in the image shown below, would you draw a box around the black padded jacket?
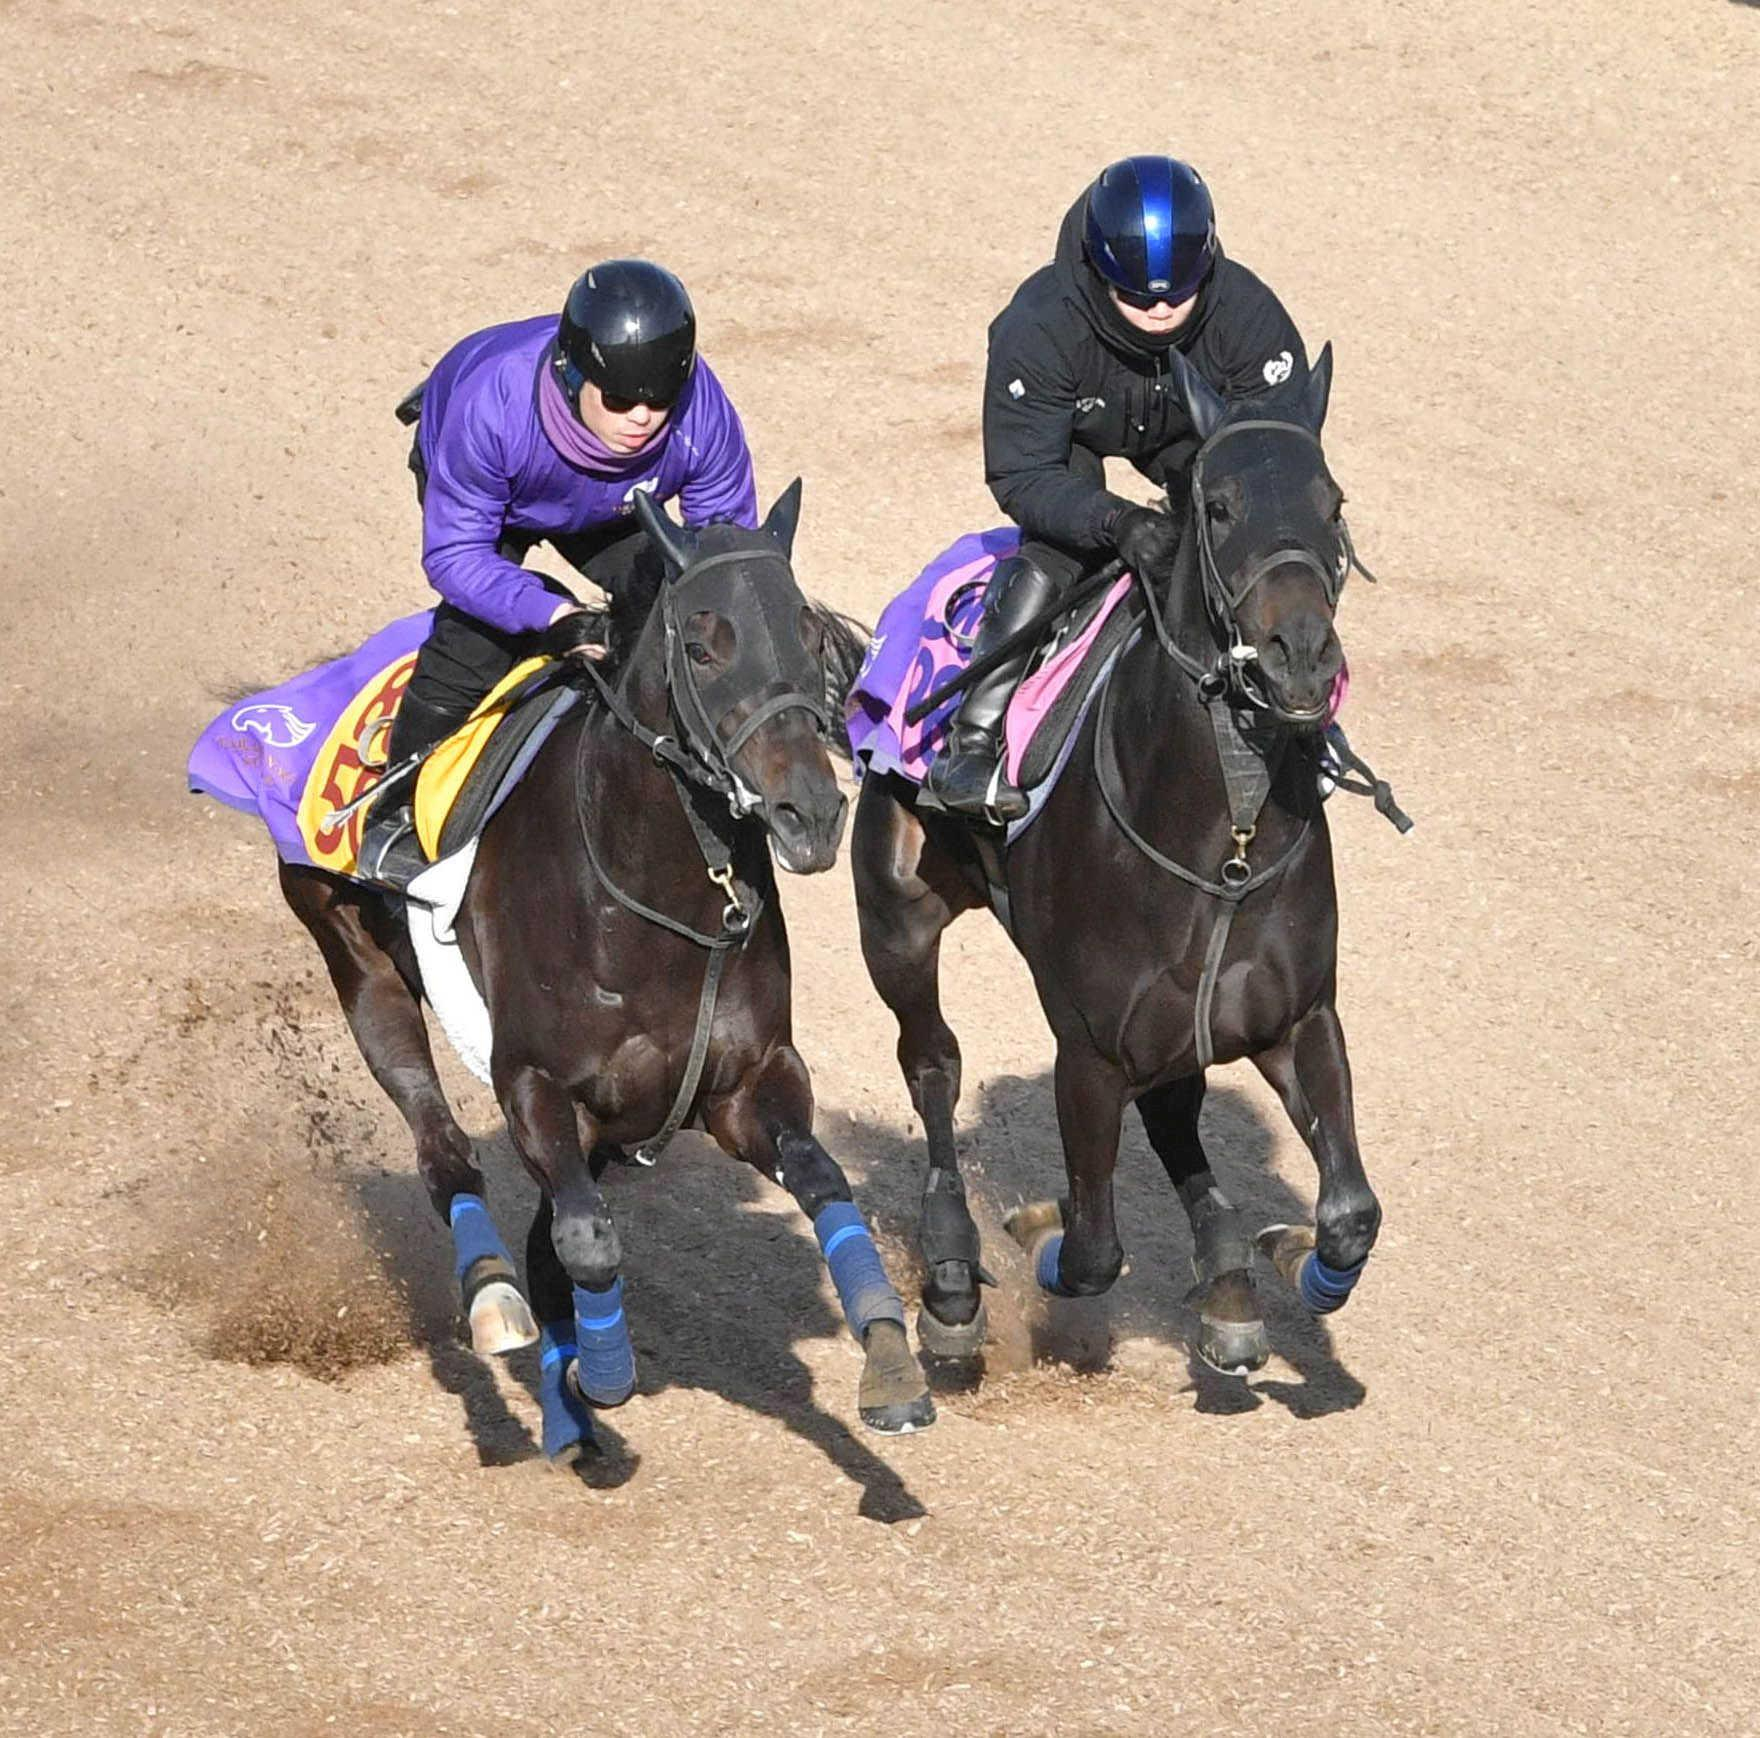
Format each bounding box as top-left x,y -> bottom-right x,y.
982,194 -> 1310,554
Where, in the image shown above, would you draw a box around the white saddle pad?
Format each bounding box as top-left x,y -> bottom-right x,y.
406,842 -> 495,1086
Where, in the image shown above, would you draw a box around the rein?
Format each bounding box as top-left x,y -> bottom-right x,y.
567,541 -> 825,1164
1094,411 -> 1384,1068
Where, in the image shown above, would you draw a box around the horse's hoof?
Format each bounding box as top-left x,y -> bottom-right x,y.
545,1425 -> 599,1469
859,1320 -> 937,1435
916,1298 -> 988,1360
467,1279 -> 540,1357
1197,1313 -> 1270,1377
565,1360 -> 635,1411
1003,1198 -> 1065,1253
1256,1223 -> 1315,1291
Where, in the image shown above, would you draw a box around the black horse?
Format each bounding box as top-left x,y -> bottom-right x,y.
853,347 -> 1386,1374
282,485 -> 935,1457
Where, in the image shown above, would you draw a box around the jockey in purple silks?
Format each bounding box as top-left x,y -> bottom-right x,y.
358,259 -> 759,886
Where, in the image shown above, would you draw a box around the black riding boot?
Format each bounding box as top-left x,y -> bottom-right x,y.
924,555 -> 1063,823
355,688 -> 469,889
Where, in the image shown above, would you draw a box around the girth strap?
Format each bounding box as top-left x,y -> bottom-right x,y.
1193,902 -> 1238,1071
572,718 -> 763,1165
1091,654 -> 1311,1069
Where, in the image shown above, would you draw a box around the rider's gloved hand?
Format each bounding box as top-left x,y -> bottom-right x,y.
541,603 -> 607,661
1108,505 -> 1181,581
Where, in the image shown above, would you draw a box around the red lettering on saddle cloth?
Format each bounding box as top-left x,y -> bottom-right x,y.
309,662 -> 413,860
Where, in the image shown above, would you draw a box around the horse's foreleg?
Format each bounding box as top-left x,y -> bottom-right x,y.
500,1064 -> 634,1408
523,1195 -> 595,1460
706,1047 -> 935,1435
852,781 -> 987,1357
1137,1076 -> 1268,1375
280,864 -> 536,1356
1008,1046 -> 1128,1298
1252,1001 -> 1382,1314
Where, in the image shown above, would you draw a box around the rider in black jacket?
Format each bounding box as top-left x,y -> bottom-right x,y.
927,155 -> 1312,821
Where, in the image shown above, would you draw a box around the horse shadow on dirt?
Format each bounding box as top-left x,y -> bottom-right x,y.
351,1142 -> 929,1523
820,1066 -> 1369,1423
348,1061 -> 1363,1514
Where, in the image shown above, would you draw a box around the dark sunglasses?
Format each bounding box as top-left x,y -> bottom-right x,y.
598,388 -> 674,415
557,354 -> 676,415
1112,284 -> 1187,312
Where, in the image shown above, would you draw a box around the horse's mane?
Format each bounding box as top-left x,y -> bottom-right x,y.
585,525 -> 871,759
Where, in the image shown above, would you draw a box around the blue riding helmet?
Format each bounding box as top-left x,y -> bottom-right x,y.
1083,156 -> 1217,304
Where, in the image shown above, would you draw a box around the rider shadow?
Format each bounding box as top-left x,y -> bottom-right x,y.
350,1139 -> 925,1521
817,1069 -> 1367,1421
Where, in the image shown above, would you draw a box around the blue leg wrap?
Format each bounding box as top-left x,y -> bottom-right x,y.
1035,1231 -> 1079,1298
1298,1252 -> 1366,1315
812,1201 -> 906,1338
572,1278 -> 636,1407
448,1192 -> 514,1287
537,1321 -> 595,1457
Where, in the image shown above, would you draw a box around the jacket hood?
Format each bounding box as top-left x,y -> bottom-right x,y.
1052,191 -> 1222,365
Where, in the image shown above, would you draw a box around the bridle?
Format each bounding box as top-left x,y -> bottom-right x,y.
570,536 -> 830,1164
580,544 -> 829,821
1138,414 -> 1365,719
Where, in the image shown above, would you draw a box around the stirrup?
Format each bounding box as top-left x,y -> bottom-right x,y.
357,805 -> 426,891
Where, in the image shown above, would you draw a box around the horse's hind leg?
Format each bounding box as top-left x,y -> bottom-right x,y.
519,1146 -> 629,1460
852,776 -> 987,1358
1252,1001 -> 1382,1315
1137,1075 -> 1268,1376
280,864 -> 537,1355
1006,1045 -> 1127,1299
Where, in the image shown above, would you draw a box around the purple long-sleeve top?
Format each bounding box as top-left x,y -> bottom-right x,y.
414,314 -> 758,635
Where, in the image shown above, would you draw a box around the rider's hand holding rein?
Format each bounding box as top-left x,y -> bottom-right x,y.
1108,503 -> 1181,582
544,602 -> 608,663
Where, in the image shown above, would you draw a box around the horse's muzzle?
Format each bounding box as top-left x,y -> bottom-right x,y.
767,790 -> 849,875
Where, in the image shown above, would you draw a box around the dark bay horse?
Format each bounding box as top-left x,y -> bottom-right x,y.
853,347 -> 1384,1375
282,485 -> 935,1455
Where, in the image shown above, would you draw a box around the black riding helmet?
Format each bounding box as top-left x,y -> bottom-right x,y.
552,259 -> 697,412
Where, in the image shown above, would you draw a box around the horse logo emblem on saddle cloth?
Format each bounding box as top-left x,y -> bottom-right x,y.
188,611 -> 575,880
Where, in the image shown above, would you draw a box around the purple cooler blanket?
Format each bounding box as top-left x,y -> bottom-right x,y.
187,612 -> 434,871
846,528 -> 1136,788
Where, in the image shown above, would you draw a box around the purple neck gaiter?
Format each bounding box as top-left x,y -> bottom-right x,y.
536,362 -> 665,476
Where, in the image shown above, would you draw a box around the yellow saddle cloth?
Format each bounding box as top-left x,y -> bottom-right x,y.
292,655 -> 555,876
411,657 -> 555,860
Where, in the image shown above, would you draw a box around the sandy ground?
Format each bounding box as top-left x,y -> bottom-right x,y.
3,0 -> 1759,1732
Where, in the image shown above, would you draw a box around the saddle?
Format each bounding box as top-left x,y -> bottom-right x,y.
847,529 -> 1140,822
410,660 -> 579,862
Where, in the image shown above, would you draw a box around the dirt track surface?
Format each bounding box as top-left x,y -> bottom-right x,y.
4,2 -> 1759,1732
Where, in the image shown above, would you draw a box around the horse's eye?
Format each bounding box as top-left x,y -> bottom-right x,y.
1205,496 -> 1233,526
687,642 -> 714,667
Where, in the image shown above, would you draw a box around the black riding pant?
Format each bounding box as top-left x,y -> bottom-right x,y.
386,441 -> 645,766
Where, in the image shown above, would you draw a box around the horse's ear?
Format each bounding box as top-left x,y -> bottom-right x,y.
1174,351 -> 1228,443
632,488 -> 691,574
1302,342 -> 1334,432
762,477 -> 804,559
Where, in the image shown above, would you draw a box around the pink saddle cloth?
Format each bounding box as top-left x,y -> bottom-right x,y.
846,529 -> 1134,788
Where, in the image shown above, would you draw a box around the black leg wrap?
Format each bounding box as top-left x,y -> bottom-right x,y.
774,1127 -> 851,1223
919,1167 -> 982,1267
1188,1186 -> 1255,1285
